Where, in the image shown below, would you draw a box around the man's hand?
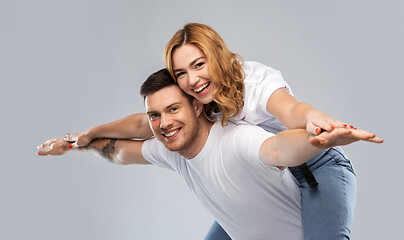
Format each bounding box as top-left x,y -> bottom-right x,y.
310,127 -> 384,148
37,138 -> 72,156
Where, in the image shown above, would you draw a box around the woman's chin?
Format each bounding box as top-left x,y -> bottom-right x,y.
197,95 -> 214,104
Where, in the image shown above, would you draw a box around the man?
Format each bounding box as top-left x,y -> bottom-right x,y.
37,69 -> 382,239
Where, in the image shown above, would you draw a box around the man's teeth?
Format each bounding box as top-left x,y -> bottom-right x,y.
194,82 -> 209,93
164,129 -> 179,137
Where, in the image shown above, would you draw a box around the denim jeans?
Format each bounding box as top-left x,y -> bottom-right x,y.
204,147 -> 356,240
289,147 -> 357,240
204,221 -> 231,240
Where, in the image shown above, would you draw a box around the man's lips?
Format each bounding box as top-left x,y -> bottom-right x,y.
162,128 -> 181,139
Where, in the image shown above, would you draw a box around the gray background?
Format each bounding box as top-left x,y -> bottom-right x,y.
1,0 -> 402,239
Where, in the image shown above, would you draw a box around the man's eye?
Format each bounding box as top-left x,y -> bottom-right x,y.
148,114 -> 159,120
170,107 -> 178,112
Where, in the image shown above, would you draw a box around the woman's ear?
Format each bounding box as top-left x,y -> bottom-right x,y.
193,99 -> 204,117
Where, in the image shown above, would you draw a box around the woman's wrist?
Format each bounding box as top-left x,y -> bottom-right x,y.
84,126 -> 99,139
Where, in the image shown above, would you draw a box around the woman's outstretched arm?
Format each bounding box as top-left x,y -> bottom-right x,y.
266,88 -> 350,135
65,113 -> 153,148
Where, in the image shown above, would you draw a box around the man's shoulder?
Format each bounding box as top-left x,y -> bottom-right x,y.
143,138 -> 181,160
217,122 -> 275,140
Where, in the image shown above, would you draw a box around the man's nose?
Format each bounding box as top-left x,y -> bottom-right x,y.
160,113 -> 173,129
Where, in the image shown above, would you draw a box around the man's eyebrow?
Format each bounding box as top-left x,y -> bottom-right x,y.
146,102 -> 183,115
146,110 -> 158,115
166,102 -> 182,108
173,57 -> 206,73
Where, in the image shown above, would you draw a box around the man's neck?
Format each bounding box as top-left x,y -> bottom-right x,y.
180,118 -> 214,159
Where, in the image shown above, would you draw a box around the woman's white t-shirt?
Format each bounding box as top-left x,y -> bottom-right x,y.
229,61 -> 292,133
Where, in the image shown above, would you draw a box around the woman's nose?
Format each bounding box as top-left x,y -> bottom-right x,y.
188,71 -> 200,87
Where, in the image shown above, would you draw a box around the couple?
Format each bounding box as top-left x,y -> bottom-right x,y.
38,23 -> 383,239
38,69 -> 382,239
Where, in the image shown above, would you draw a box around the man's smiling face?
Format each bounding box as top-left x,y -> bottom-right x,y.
145,85 -> 200,156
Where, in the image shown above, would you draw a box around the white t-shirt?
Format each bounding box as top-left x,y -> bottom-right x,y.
142,122 -> 303,240
229,61 -> 292,134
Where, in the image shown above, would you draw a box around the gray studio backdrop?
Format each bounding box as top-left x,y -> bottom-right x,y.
1,0 -> 402,239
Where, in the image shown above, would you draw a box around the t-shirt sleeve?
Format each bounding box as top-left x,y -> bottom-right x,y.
230,124 -> 276,168
258,66 -> 292,111
141,138 -> 177,171
239,62 -> 293,124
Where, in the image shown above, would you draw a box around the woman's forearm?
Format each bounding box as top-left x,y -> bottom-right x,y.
281,102 -> 312,130
88,113 -> 153,140
266,88 -> 310,129
267,88 -> 343,134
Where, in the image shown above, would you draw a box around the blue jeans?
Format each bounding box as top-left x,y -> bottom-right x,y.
204,147 -> 356,240
204,221 -> 231,240
289,147 -> 357,240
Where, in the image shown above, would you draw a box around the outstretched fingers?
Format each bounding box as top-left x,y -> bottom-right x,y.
37,148 -> 53,156
310,127 -> 383,148
37,138 -> 56,150
348,129 -> 384,143
308,118 -> 348,135
36,137 -> 71,156
310,128 -> 351,147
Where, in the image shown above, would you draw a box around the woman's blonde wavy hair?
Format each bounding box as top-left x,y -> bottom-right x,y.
164,23 -> 245,126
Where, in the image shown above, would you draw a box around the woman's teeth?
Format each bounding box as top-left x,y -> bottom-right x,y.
194,82 -> 210,93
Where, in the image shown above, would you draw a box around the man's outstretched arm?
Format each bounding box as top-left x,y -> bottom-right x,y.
259,127 -> 383,168
37,137 -> 150,165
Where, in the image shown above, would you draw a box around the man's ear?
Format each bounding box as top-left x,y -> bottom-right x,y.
193,99 -> 204,117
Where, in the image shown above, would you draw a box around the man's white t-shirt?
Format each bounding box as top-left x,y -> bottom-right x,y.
142,122 -> 303,240
229,61 -> 292,134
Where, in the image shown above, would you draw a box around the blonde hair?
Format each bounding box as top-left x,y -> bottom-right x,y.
164,23 -> 245,126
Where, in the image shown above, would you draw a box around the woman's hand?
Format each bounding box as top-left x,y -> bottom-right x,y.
305,109 -> 350,135
64,131 -> 93,148
37,137 -> 72,156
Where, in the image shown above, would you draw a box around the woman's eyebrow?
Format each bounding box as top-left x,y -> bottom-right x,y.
173,57 -> 206,73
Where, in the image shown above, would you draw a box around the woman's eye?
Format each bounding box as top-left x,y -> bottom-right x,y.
176,72 -> 185,78
195,62 -> 204,68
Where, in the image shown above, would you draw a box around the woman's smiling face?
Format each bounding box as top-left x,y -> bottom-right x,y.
172,43 -> 217,104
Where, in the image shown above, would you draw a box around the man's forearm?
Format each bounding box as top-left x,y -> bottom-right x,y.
259,129 -> 322,168
82,139 -> 120,164
38,136 -> 149,165
260,127 -> 381,168
81,138 -> 149,165
273,129 -> 322,166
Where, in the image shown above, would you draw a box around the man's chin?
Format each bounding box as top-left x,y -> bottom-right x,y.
162,142 -> 182,152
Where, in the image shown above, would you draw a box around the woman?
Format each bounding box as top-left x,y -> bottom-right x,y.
65,23 -> 358,239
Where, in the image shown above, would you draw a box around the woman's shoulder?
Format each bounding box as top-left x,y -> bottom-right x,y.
243,61 -> 282,83
243,61 -> 267,71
